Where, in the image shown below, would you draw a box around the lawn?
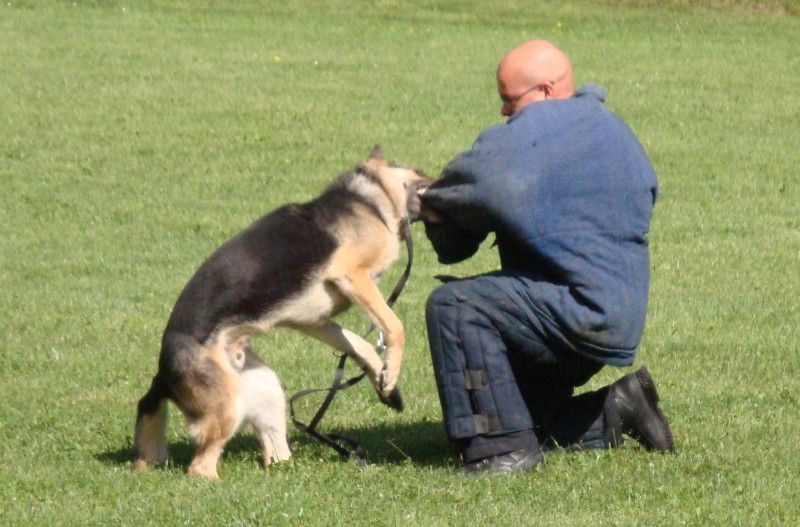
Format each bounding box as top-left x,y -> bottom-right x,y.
1,1 -> 798,525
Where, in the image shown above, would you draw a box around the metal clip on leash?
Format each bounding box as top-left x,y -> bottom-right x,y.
289,218 -> 414,462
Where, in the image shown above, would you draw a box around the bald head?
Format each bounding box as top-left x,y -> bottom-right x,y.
496,40 -> 575,116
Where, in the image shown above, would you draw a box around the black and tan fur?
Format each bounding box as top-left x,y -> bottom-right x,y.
132,146 -> 432,479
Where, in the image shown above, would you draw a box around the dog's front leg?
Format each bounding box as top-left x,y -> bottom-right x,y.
298,322 -> 401,407
298,322 -> 383,379
332,271 -> 405,399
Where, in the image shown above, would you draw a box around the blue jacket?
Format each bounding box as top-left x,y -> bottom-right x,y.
421,85 -> 658,365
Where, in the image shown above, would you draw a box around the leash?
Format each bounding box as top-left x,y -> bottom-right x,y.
289,218 -> 414,462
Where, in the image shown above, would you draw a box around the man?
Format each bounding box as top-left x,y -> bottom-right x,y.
418,40 -> 673,475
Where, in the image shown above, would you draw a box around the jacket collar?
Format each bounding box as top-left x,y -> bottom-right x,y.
573,83 -> 606,103
507,83 -> 607,122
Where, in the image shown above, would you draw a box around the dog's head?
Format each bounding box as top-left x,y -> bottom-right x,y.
359,145 -> 434,222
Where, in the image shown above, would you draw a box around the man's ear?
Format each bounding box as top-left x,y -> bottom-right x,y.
541,81 -> 555,99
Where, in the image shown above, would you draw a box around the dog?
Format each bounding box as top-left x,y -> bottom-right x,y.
132,146 -> 432,479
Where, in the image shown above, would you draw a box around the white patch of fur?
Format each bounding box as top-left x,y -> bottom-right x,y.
238,366 -> 291,465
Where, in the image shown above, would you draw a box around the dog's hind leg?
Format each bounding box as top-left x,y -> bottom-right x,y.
185,401 -> 240,480
240,362 -> 292,468
132,375 -> 170,470
183,351 -> 243,480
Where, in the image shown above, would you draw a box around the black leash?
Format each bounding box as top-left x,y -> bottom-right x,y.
289,218 -> 414,462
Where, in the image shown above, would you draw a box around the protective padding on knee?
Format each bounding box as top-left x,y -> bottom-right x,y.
426,283 -> 533,439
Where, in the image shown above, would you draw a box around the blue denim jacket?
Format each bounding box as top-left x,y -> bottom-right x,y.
421,85 -> 658,365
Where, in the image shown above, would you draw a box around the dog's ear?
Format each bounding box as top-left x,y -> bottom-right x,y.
361,144 -> 386,173
368,144 -> 384,160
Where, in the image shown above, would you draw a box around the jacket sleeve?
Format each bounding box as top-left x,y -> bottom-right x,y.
422,217 -> 487,264
420,151 -> 492,264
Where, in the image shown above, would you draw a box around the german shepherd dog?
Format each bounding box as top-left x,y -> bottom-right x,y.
132,146 -> 432,479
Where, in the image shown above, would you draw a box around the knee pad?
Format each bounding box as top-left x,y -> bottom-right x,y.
425,282 -> 533,440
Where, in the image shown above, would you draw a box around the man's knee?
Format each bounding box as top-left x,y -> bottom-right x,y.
426,283 -> 462,356
425,282 -> 466,328
427,281 -> 462,309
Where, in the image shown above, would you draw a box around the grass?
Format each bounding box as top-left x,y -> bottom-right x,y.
1,0 -> 799,525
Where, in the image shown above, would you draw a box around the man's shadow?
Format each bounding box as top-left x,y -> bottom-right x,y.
96,419 -> 455,471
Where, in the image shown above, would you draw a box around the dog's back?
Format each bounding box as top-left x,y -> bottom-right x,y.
165,202 -> 338,344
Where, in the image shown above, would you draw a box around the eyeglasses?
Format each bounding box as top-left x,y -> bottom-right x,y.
499,84 -> 544,106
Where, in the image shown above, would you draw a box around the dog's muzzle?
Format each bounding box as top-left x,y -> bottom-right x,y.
406,179 -> 434,222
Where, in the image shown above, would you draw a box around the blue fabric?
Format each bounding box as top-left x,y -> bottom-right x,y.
426,278 -> 535,438
426,275 -> 612,448
422,85 -> 658,366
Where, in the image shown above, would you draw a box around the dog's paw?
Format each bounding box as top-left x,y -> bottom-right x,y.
131,458 -> 150,472
187,465 -> 221,481
378,385 -> 404,413
378,362 -> 400,396
378,364 -> 403,412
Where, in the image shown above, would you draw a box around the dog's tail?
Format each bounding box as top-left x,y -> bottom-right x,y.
132,374 -> 170,470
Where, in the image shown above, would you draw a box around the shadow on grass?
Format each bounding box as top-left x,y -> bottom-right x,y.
95,418 -> 455,472
297,418 -> 455,468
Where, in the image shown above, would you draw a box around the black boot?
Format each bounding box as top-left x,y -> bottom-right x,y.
611,367 -> 674,453
462,446 -> 544,476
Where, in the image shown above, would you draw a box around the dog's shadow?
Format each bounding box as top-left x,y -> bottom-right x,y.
96,419 -> 455,472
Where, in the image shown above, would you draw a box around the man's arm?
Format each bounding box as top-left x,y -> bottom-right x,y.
418,156 -> 491,264
422,214 -> 487,264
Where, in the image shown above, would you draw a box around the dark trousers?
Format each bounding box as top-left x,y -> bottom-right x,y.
425,274 -> 622,462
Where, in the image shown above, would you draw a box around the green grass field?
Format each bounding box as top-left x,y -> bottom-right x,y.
2,1 -> 798,525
